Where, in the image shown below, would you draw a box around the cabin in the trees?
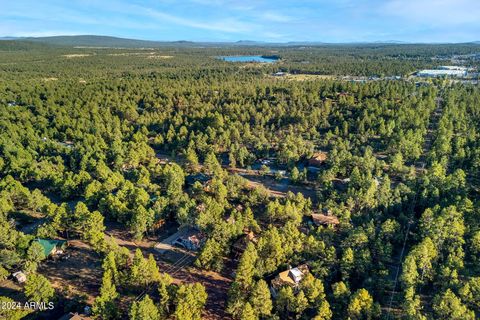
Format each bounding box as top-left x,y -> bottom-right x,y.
173,232 -> 205,251
309,210 -> 340,228
308,151 -> 328,168
231,231 -> 257,258
332,177 -> 351,191
270,264 -> 309,296
186,173 -> 211,187
12,271 -> 27,283
34,239 -> 68,258
57,312 -> 92,320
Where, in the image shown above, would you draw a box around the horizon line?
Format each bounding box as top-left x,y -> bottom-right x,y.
1,34 -> 480,45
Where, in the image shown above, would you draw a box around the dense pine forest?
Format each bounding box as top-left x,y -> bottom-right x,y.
1,40 -> 480,320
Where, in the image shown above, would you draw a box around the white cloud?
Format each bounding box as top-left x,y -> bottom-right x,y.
133,5 -> 256,33
260,12 -> 293,23
261,31 -> 289,40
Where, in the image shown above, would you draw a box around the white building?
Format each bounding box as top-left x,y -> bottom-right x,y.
288,267 -> 304,283
12,271 -> 27,283
417,69 -> 467,78
438,66 -> 468,71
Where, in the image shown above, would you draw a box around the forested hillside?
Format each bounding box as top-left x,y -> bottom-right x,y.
0,41 -> 479,319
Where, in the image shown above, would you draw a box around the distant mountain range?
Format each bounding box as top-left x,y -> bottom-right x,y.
0,35 -> 331,47
3,35 -> 187,48
1,35 -> 479,48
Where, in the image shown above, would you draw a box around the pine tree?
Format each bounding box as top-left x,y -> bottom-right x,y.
158,281 -> 170,315
433,289 -> 475,320
130,249 -> 149,288
403,286 -> 425,319
301,273 -> 326,306
129,295 -> 160,320
24,274 -> 54,304
26,241 -> 46,262
204,152 -> 223,177
227,242 -> 258,316
249,280 -> 272,317
401,256 -> 419,288
240,302 -> 257,320
146,254 -> 161,284
174,283 -> 208,320
0,296 -> 29,320
294,290 -> 309,317
291,167 -> 300,183
130,205 -> 153,240
234,242 -> 258,290
84,210 -> 106,252
93,269 -> 118,320
102,251 -> 119,285
276,286 -> 295,318
347,288 -> 374,320
341,247 -> 356,280
186,147 -> 199,169
314,299 -> 333,320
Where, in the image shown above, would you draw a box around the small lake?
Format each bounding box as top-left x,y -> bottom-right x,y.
218,55 -> 279,63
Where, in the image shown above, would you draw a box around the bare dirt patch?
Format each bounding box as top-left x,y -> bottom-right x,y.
105,222 -> 232,319
154,260 -> 233,320
228,168 -> 317,200
0,279 -> 24,302
37,240 -> 102,304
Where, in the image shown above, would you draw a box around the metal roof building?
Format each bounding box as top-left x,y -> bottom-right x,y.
417,69 -> 467,77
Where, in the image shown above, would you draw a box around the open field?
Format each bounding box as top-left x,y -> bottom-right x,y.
38,240 -> 102,304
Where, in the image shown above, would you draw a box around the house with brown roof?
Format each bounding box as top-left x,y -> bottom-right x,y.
308,152 -> 328,167
57,313 -> 92,320
270,264 -> 309,296
310,210 -> 340,228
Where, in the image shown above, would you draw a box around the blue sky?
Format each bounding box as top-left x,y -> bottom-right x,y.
1,0 -> 479,42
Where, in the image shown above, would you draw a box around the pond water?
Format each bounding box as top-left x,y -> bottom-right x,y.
217,55 -> 279,63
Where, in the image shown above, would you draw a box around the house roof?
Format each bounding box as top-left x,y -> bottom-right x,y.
311,213 -> 339,226
272,264 -> 309,288
12,271 -> 27,282
289,268 -> 303,281
186,173 -> 210,185
308,152 -> 328,167
34,239 -> 67,256
232,232 -> 257,254
277,270 -> 296,285
57,313 -> 92,320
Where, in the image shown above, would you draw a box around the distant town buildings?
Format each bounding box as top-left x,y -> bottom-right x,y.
417,66 -> 468,78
